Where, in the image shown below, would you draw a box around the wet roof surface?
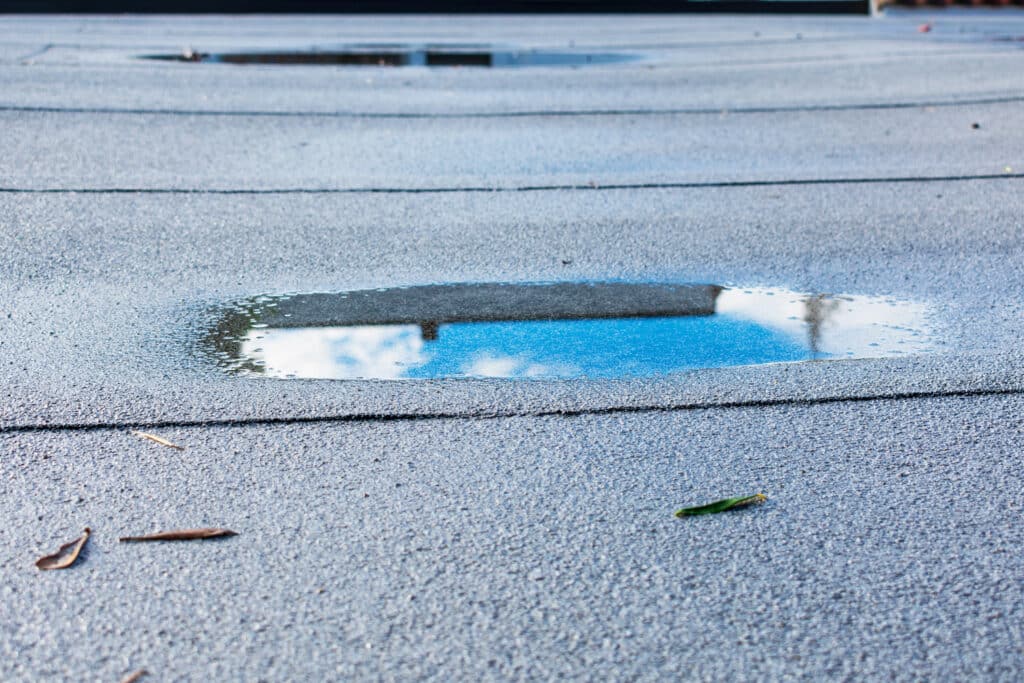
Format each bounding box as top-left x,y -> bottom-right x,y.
1,11 -> 1023,681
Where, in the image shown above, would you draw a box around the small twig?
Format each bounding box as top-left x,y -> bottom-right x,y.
130,430 -> 184,450
675,493 -> 767,518
119,528 -> 237,542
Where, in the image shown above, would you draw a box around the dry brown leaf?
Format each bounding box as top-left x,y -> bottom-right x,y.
119,528 -> 238,542
36,527 -> 91,570
119,669 -> 148,683
130,430 -> 184,450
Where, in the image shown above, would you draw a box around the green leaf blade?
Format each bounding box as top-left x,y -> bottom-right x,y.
674,493 -> 767,518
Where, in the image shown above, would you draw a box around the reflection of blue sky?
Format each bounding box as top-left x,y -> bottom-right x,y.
238,287 -> 934,380
489,50 -> 637,67
245,315 -> 811,380
407,316 -> 808,379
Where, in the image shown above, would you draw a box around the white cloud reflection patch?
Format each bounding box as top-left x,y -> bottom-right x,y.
716,288 -> 931,357
243,324 -> 425,379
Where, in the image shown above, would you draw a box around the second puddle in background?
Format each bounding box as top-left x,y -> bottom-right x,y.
145,45 -> 639,68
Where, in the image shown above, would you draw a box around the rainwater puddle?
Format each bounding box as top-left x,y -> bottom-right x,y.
205,282 -> 934,380
146,45 -> 637,68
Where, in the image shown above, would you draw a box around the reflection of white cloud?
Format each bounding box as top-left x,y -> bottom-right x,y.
717,287 -> 932,357
463,353 -> 575,379
242,325 -> 425,379
466,354 -> 520,377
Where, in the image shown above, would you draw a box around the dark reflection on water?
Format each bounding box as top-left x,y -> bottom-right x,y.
803,293 -> 842,356
145,46 -> 638,68
203,282 -> 933,380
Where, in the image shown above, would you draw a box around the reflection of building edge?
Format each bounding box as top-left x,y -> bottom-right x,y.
205,281 -> 723,373
259,282 -> 722,328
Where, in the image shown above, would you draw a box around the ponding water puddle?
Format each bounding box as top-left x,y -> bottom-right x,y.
146,46 -> 637,68
206,282 -> 934,380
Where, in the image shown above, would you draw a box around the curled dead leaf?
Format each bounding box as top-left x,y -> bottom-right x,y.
130,430 -> 184,450
36,527 -> 91,570
119,528 -> 238,542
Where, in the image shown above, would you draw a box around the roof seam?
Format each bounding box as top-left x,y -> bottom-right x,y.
2,95 -> 1023,118
1,173 -> 1021,194
3,386 -> 1022,436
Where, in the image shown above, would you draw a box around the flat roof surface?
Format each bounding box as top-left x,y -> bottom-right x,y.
1,11 -> 1023,680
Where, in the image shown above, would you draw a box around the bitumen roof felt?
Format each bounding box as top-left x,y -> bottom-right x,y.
1,10 -> 1023,681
